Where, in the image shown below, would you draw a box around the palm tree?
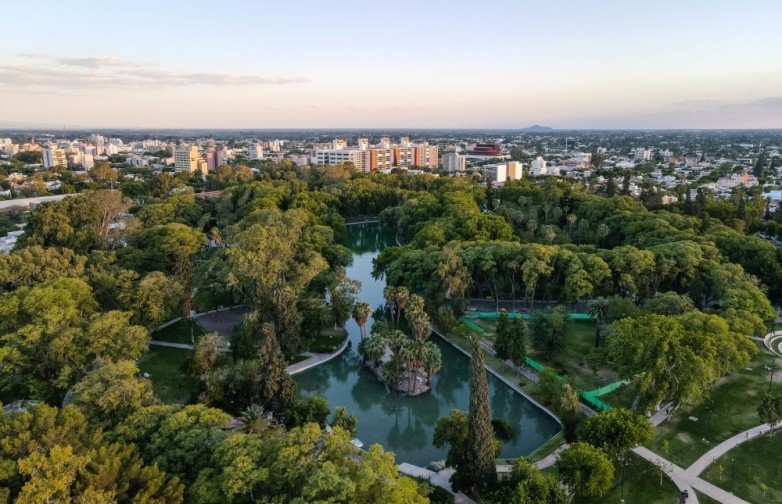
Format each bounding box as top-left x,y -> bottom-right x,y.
398,342 -> 417,394
239,404 -> 267,433
423,342 -> 442,387
352,301 -> 372,338
394,287 -> 410,326
359,334 -> 387,368
408,308 -> 431,341
588,296 -> 610,347
383,286 -> 396,324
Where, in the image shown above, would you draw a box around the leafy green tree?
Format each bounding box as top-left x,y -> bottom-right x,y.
528,306 -> 570,358
580,408 -> 653,462
556,442 -> 614,498
284,397 -> 330,428
69,360 -> 159,427
113,404 -> 231,484
495,313 -> 526,366
485,458 -> 567,504
331,406 -> 358,436
588,296 -> 609,347
0,278 -> 148,402
0,404 -> 183,503
329,266 -> 361,329
758,394 -> 782,428
0,246 -> 86,290
556,383 -> 582,443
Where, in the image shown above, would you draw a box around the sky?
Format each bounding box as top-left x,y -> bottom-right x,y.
1,0 -> 782,129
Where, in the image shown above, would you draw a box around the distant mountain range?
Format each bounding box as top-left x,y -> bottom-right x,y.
519,125 -> 554,132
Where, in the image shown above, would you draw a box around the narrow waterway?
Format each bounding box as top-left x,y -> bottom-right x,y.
294,223 -> 560,467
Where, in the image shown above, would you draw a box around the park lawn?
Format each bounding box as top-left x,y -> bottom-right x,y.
700,430 -> 782,503
650,343 -> 781,468
307,328 -> 348,353
287,354 -> 309,365
138,346 -> 195,404
192,288 -> 235,313
152,319 -> 205,345
573,452 -> 683,504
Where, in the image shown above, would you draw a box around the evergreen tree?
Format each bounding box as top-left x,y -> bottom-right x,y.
466,334 -> 497,492
493,309 -> 511,359
257,322 -> 296,413
496,315 -> 526,367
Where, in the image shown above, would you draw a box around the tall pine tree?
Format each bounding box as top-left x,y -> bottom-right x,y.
465,334 -> 497,492
257,322 -> 296,413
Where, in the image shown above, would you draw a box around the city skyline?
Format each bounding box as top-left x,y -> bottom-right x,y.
2,0 -> 781,129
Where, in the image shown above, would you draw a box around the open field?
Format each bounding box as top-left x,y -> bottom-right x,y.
700,430 -> 782,503
650,343 -> 781,467
138,346 -> 195,404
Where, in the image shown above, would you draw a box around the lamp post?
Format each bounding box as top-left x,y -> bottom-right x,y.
730,456 -> 737,492
620,451 -> 628,503
769,355 -> 775,393
705,398 -> 714,443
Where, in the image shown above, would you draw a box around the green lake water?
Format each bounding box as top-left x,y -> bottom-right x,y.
294,223 -> 560,467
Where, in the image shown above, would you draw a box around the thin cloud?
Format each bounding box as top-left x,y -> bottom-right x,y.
0,53 -> 309,90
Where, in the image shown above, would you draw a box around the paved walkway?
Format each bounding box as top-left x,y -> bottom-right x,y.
688,423 -> 775,476
497,443 -> 571,473
397,463 -> 475,504
148,340 -> 194,349
286,336 -> 350,375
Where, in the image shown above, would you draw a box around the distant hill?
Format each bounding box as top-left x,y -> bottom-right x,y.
519,125 -> 554,132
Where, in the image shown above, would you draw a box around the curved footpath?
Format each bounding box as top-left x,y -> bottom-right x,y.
688,423 -> 776,476
286,335 -> 351,375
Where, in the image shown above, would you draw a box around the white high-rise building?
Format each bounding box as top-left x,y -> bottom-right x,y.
507,161 -> 523,180
484,163 -> 507,184
442,152 -> 466,173
42,145 -> 67,168
248,143 -> 264,160
530,156 -> 547,176
634,148 -> 651,161
175,145 -> 200,173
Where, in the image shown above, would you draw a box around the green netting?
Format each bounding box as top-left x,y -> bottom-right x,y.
581,391 -> 613,411
586,379 -> 630,397
460,318 -> 484,334
524,357 -> 545,372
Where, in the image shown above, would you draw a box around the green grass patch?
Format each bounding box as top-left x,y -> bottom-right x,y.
138,346 -> 195,404
307,328 -> 348,353
650,343 -> 782,467
192,288 -> 235,313
575,452 -> 682,504
700,430 -> 782,503
152,319 -> 205,345
526,431 -> 564,463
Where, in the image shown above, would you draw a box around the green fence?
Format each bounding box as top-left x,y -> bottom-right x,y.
461,316 -> 625,412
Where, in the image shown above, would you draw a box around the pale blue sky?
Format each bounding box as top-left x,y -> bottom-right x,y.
2,0 -> 781,128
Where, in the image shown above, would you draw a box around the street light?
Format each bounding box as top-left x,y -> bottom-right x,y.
620,451 -> 628,503
705,397 -> 714,443
730,456 -> 737,492
769,355 -> 776,393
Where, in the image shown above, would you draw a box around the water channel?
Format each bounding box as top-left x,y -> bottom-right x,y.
294,223 -> 560,467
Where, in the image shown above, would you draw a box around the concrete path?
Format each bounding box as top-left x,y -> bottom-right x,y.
286,336 -> 350,375
649,401 -> 676,426
688,423 -> 775,476
397,463 -> 476,504
148,340 -> 194,349
634,446 -> 755,504
497,443 -> 571,473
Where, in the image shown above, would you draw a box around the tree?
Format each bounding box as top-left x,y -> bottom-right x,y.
580,408 -> 653,462
69,360 -> 158,427
494,312 -> 526,366
329,266 -> 361,329
359,333 -> 387,368
465,334 -> 497,492
394,286 -> 410,326
255,323 -> 297,413
91,162 -> 119,189
758,394 -> 782,428
0,404 -> 184,503
191,333 -> 228,380
556,443 -> 614,499
528,306 -> 570,358
485,458 -> 567,503
352,301 -> 372,338
437,246 -> 469,308
557,383 -> 582,443
331,406 -> 357,437
588,296 -> 609,347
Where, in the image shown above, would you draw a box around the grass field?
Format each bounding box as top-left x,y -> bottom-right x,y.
700,430 -> 782,503
152,319 -> 205,345
650,343 -> 782,467
192,288 -> 235,313
137,346 -> 195,404
540,452 -> 682,504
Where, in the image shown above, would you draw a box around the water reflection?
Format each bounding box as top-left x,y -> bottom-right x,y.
294,223 -> 560,466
